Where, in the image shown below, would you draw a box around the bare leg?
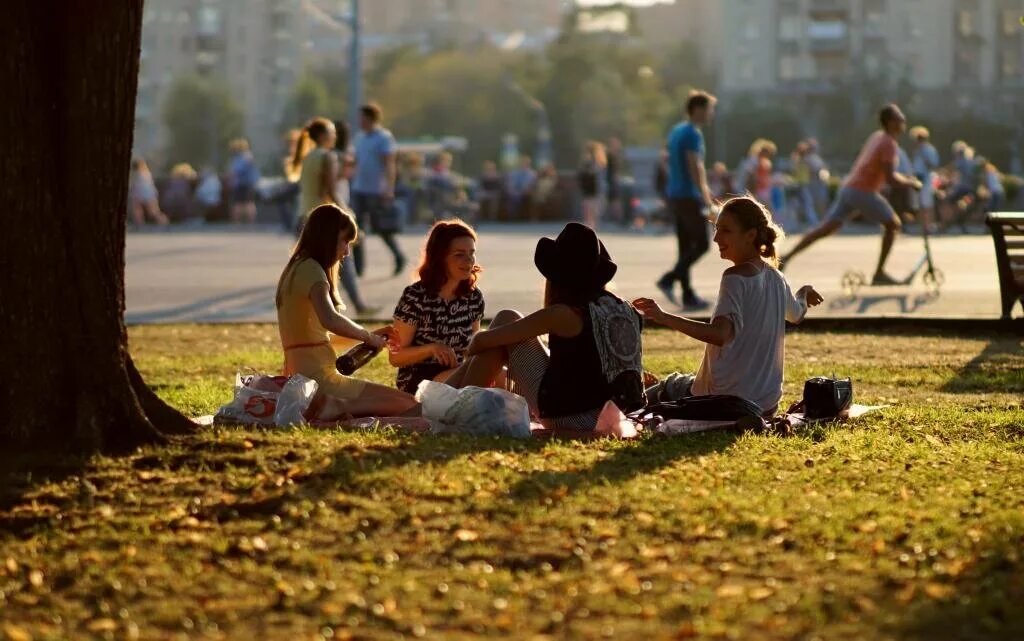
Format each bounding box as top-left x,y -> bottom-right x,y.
449,309 -> 523,389
873,219 -> 901,278
130,201 -> 144,225
780,218 -> 842,266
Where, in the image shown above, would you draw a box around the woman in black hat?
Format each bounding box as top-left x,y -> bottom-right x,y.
446,223 -> 646,429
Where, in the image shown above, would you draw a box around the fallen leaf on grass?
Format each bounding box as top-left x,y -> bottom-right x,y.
86,619 -> 118,633
853,596 -> 877,613
2,623 -> 33,641
857,520 -> 878,534
715,583 -> 745,598
895,583 -> 916,603
749,586 -> 774,601
27,570 -> 44,588
924,582 -> 954,600
454,529 -> 479,542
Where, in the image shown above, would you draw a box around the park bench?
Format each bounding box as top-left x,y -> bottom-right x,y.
986,212 -> 1024,320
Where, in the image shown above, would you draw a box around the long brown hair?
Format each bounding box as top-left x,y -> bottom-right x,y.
417,219 -> 481,297
718,196 -> 785,267
286,117 -> 333,181
275,204 -> 358,308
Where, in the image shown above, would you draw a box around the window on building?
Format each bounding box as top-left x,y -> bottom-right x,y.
197,7 -> 220,37
1001,48 -> 1020,78
739,56 -> 756,81
956,10 -> 976,37
778,14 -> 801,40
1002,9 -> 1021,37
808,20 -> 846,39
779,54 -> 802,80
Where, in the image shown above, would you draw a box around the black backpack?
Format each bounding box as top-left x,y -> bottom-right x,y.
638,395 -> 762,422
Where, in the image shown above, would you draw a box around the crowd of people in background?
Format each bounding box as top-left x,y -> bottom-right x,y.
128,100 -> 1014,239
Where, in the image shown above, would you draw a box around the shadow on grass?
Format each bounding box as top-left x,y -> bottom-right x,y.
0,452 -> 91,537
201,430 -> 548,522
897,535 -> 1024,641
940,336 -> 1024,395
506,431 -> 740,502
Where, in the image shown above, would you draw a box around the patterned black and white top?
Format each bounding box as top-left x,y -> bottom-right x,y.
393,281 -> 485,393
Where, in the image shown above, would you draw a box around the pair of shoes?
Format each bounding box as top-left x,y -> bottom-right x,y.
656,281 -> 679,306
682,294 -> 710,311
870,271 -> 900,286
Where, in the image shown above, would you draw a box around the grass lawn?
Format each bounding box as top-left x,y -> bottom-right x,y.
1,324 -> 1022,641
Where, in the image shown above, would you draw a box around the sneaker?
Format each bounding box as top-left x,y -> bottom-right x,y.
870,271 -> 899,286
656,281 -> 679,306
682,294 -> 710,311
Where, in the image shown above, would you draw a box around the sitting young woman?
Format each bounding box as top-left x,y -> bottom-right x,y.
633,196 -> 823,416
276,203 -> 419,420
389,219 -> 485,394
449,223 -> 646,429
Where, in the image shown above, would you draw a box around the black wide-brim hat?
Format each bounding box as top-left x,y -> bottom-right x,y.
534,222 -> 617,290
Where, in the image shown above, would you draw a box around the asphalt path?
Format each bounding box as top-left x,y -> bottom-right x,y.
126,222 -> 1004,324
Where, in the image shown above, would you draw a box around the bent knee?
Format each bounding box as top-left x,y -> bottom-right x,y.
490,309 -> 524,327
884,218 -> 902,232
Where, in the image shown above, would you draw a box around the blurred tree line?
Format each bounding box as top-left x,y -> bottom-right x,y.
160,19 -> 1020,177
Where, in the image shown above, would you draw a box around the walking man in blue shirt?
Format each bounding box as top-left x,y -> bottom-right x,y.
351,102 -> 406,277
656,90 -> 716,309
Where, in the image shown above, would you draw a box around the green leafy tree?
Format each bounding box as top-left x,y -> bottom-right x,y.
162,74 -> 244,170
280,71 -> 331,132
369,48 -> 535,170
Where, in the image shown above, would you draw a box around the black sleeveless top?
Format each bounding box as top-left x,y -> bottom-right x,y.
538,293 -> 646,418
538,306 -> 604,417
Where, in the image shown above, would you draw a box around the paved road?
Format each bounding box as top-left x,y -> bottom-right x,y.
126,222 -> 1003,323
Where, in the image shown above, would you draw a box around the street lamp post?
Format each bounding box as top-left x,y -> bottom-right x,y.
346,0 -> 361,132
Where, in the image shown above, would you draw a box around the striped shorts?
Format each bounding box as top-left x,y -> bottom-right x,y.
504,336 -> 602,430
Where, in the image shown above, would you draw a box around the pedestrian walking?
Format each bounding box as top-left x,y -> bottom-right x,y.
578,141 -> 607,230
910,126 -> 940,232
780,104 -> 922,285
504,155 -> 536,221
333,119 -> 378,317
228,138 -> 260,225
351,102 -> 405,277
606,137 -> 624,225
655,90 -> 717,310
128,158 -> 169,226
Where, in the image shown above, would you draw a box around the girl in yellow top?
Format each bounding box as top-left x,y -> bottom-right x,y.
276,203 -> 419,420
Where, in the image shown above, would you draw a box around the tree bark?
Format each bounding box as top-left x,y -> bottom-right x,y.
0,2 -> 194,452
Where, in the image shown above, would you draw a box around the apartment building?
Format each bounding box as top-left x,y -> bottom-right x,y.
718,0 -> 1024,120
135,0 -> 308,166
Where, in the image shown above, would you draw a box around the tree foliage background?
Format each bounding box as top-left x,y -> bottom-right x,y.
162,75 -> 244,171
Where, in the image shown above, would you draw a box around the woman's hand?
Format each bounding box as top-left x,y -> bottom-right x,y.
427,342 -> 459,368
632,297 -> 669,324
372,325 -> 400,351
362,330 -> 388,350
796,285 -> 824,307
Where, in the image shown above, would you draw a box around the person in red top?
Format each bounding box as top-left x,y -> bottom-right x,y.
780,104 -> 922,285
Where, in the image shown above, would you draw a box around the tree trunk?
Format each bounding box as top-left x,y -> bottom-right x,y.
0,2 -> 194,452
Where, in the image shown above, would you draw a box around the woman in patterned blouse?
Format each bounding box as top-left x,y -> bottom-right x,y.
390,219 -> 485,393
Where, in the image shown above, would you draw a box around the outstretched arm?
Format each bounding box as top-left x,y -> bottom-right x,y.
633,297 -> 734,347
467,305 -> 580,355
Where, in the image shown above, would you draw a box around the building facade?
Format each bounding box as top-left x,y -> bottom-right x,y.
717,0 -> 1024,120
135,0 -> 308,168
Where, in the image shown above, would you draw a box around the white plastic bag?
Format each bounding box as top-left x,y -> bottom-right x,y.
274,374 -> 319,427
416,381 -> 531,439
214,373 -> 285,426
